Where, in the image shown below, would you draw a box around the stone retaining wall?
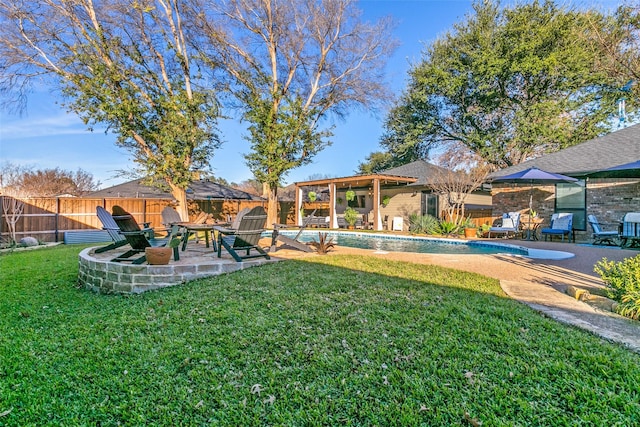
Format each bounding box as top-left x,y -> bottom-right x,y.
78,248 -> 268,294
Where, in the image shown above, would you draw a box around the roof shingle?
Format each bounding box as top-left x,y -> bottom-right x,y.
490,123 -> 640,178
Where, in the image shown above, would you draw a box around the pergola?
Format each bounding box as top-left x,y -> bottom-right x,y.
294,174 -> 417,230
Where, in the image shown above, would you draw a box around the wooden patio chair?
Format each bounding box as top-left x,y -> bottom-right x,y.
111,205 -> 179,264
217,206 -> 270,262
161,206 -> 183,228
95,206 -> 129,253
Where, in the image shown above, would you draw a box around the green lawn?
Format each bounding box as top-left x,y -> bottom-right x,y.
1,245 -> 639,426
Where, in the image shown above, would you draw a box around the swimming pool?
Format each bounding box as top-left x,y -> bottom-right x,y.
274,230 -> 530,256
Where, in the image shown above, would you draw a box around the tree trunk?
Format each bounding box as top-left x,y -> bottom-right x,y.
267,185 -> 279,228
170,185 -> 189,221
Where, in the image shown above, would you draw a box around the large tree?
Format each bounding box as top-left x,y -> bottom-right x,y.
586,2 -> 640,124
0,0 -> 220,219
361,0 -> 622,172
193,0 -> 396,225
6,166 -> 100,197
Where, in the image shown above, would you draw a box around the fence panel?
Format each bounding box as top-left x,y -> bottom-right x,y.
1,196 -> 294,243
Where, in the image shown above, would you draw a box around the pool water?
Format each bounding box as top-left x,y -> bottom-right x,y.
275,230 -> 529,256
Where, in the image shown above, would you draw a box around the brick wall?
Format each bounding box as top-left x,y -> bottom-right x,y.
493,179 -> 640,242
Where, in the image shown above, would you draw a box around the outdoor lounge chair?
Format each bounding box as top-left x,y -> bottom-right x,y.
217,206 -> 270,262
488,212 -> 520,238
541,213 -> 573,242
620,212 -> 640,248
95,206 -> 129,253
587,214 -> 619,246
111,205 -> 179,264
270,209 -> 317,253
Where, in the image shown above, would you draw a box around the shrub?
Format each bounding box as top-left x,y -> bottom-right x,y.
309,232 -> 335,254
594,256 -> 640,320
409,214 -> 440,234
438,220 -> 460,236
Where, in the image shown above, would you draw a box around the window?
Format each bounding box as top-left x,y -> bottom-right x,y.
421,192 -> 438,218
348,195 -> 366,208
555,180 -> 586,230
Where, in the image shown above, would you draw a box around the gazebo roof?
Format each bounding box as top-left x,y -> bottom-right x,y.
293,160 -> 451,188
295,173 -> 417,188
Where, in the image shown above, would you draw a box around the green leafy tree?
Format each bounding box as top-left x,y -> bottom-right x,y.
194,0 -> 396,225
363,0 -> 621,172
0,0 -> 221,219
585,3 -> 640,124
357,151 -> 394,174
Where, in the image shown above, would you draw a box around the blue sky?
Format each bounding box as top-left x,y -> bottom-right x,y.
0,0 -> 621,189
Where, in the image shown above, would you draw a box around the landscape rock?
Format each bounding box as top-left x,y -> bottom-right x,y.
20,237 -> 39,247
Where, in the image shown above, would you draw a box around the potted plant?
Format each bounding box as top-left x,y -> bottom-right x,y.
345,189 -> 355,202
308,191 -> 317,202
343,207 -> 359,229
462,218 -> 478,239
381,194 -> 391,207
145,237 -> 181,265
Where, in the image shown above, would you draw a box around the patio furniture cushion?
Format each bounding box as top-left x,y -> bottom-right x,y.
541,213 -> 573,242
488,212 -> 520,238
621,212 -> 640,247
587,214 -> 619,246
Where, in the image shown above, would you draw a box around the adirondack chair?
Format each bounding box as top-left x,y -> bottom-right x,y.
161,206 -> 183,227
162,206 -> 218,250
95,206 -> 129,253
111,205 -> 179,264
541,213 -> 573,242
216,206 -> 270,262
270,209 -> 317,252
488,212 -> 521,239
587,214 -> 619,246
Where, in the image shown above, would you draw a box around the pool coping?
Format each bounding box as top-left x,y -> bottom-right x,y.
272,230 -> 574,260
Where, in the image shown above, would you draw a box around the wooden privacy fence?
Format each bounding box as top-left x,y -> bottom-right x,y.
0,196 -> 296,243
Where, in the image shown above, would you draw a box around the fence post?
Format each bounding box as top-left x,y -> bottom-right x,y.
0,196 -> 4,239
55,197 -> 60,242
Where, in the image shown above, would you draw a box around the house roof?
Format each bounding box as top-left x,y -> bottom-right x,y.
89,178 -> 264,200
490,123 -> 640,178
382,160 -> 449,186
